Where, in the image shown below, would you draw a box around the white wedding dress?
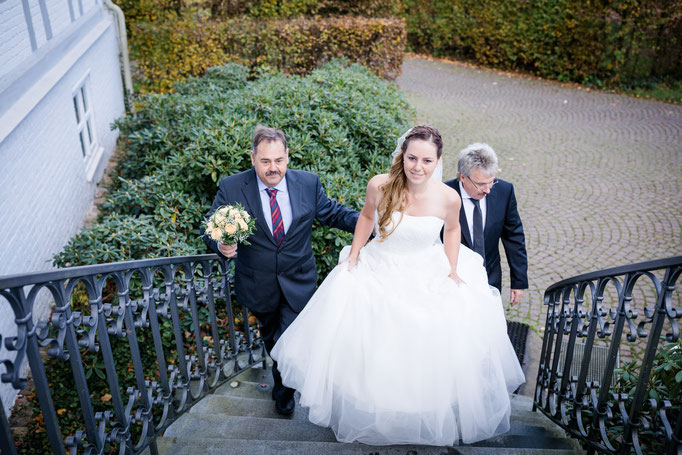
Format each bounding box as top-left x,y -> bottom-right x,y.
271,212 -> 525,446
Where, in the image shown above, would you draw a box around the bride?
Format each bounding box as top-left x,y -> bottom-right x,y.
271,125 -> 525,446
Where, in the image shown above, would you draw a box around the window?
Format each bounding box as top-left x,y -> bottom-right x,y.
72,73 -> 102,181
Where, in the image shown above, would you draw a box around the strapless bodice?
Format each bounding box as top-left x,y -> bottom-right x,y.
375,212 -> 444,252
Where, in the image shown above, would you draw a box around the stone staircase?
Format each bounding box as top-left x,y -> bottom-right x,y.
155,363 -> 585,455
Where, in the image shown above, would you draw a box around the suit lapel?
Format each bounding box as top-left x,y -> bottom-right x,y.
453,179 -> 473,247
242,169 -> 277,246
284,170 -> 301,238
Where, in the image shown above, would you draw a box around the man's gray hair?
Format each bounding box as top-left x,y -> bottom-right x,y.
457,143 -> 499,177
252,125 -> 287,153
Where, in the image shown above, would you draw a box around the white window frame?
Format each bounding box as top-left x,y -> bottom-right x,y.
72,72 -> 103,181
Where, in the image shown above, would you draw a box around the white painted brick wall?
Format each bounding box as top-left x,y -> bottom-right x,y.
45,0 -> 74,38
27,0 -> 47,48
83,0 -> 97,15
0,1 -> 33,80
0,12 -> 124,416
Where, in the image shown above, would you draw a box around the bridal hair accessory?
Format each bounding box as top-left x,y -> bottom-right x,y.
391,127 -> 443,182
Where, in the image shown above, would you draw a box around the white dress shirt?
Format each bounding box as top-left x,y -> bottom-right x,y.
256,174 -> 293,234
459,180 -> 487,236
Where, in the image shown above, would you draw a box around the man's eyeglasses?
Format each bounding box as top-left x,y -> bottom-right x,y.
465,175 -> 498,190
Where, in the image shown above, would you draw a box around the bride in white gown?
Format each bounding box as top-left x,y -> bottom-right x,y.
271,125 -> 525,446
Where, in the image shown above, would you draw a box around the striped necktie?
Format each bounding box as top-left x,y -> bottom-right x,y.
266,188 -> 284,246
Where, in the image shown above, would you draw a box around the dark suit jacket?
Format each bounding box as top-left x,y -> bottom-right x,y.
204,168 -> 358,313
445,178 -> 528,291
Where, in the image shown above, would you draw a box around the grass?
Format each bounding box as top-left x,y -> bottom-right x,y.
618,78 -> 682,104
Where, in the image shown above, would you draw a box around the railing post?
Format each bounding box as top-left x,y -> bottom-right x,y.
9,287 -> 66,455
0,394 -> 18,455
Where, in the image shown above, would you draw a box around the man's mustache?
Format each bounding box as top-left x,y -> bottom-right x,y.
266,170 -> 281,176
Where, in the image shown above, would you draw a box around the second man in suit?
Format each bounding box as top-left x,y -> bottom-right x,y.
445,143 -> 528,305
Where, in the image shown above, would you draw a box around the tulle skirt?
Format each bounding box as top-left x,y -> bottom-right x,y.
271,241 -> 525,446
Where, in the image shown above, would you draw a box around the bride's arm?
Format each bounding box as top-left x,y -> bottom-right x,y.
443,190 -> 464,284
344,175 -> 384,269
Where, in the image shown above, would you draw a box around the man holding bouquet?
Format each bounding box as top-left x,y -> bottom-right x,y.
204,125 -> 358,415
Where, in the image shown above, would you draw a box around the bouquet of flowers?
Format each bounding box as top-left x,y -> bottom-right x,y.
204,203 -> 256,245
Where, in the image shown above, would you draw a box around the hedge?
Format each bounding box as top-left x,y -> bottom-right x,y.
207,0 -> 402,18
130,15 -> 406,93
403,0 -> 682,87
54,60 -> 413,281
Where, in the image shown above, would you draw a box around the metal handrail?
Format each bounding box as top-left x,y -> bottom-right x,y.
533,255 -> 682,455
0,254 -> 266,454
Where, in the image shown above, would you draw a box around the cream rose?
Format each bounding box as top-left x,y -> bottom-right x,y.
210,228 -> 222,240
229,209 -> 240,218
237,219 -> 248,230
225,223 -> 237,235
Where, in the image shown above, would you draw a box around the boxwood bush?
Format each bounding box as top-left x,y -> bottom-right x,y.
55,60 -> 413,281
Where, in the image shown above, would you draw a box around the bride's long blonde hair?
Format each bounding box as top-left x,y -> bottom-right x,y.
377,125 -> 443,239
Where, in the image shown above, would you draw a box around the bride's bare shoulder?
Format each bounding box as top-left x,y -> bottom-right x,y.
436,181 -> 461,207
368,174 -> 389,189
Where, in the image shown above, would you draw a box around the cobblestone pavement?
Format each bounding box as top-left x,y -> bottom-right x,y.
397,56 -> 682,336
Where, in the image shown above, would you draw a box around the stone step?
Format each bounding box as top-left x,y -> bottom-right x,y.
190,394 -> 564,438
190,394 -> 311,424
156,436 -> 586,455
163,413 -> 579,450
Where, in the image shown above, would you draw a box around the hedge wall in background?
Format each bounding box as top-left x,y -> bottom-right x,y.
403,0 -> 682,86
130,15 -> 405,93
207,0 -> 402,18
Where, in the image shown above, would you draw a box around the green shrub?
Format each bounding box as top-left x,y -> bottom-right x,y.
54,60 -> 413,282
129,15 -> 406,93
113,0 -> 182,24
403,0 -> 682,89
208,0 -> 402,18
610,341 -> 682,454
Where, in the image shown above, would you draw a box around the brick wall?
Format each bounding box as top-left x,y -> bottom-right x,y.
0,13 -> 125,416
0,1 -> 33,80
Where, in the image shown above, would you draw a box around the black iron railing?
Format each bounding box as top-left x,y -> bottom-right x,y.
0,254 -> 266,455
534,256 -> 682,455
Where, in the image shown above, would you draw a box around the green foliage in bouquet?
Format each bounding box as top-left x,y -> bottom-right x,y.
54,60 -> 413,282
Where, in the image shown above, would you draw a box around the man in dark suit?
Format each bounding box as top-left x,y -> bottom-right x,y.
204,126 -> 358,415
444,143 -> 528,305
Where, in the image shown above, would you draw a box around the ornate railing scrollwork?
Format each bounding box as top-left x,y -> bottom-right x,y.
534,256 -> 682,455
0,254 -> 266,455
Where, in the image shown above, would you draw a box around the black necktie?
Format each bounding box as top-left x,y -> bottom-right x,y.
472,199 -> 485,260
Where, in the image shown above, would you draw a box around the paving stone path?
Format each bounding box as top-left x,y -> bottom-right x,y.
397,56 -> 682,334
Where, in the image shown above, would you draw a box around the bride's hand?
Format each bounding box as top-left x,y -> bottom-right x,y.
339,256 -> 358,271
449,272 -> 465,286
